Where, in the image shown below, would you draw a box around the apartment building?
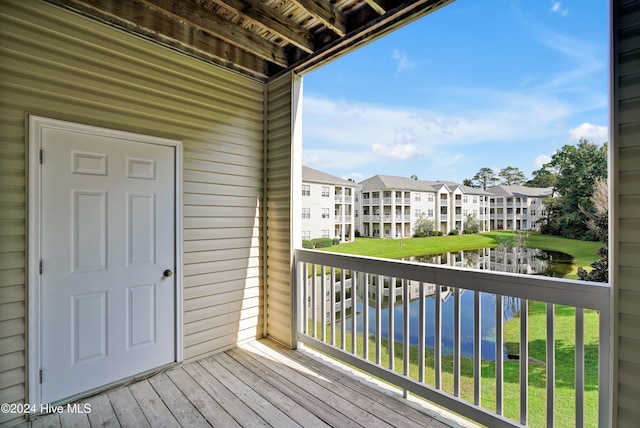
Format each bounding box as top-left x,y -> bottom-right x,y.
301,166 -> 358,242
487,185 -> 555,231
357,175 -> 491,238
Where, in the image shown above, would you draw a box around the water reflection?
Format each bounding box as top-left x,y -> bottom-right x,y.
330,247 -> 573,361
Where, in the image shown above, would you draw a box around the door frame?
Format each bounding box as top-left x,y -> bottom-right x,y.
27,116 -> 183,406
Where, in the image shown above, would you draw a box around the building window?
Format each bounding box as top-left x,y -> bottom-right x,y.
322,208 -> 330,218
302,184 -> 310,196
428,193 -> 434,202
473,196 -> 478,203
463,210 -> 468,216
415,193 -> 421,201
302,208 -> 310,219
322,186 -> 330,197
440,206 -> 447,215
473,210 -> 478,217
531,210 -> 536,216
302,230 -> 311,240
364,192 -> 370,199
463,195 -> 468,203
428,209 -> 434,217
322,229 -> 330,238
415,209 -> 421,217
541,210 -> 546,216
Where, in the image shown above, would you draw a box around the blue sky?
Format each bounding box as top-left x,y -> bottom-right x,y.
301,0 -> 609,184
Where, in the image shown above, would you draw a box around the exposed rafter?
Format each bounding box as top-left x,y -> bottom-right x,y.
44,0 -> 454,81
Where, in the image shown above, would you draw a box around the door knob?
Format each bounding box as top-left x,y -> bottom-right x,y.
163,269 -> 173,277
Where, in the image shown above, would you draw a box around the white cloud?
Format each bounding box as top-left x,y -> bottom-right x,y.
535,154 -> 552,168
551,2 -> 568,16
569,122 -> 608,143
372,142 -> 421,160
392,49 -> 413,74
342,172 -> 365,182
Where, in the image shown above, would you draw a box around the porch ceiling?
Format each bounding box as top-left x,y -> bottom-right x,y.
46,0 -> 452,81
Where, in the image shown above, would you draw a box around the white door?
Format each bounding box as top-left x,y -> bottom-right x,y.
39,124 -> 176,404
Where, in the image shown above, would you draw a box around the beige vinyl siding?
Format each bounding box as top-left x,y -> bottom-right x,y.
0,1 -> 264,422
614,1 -> 640,426
265,73 -> 297,347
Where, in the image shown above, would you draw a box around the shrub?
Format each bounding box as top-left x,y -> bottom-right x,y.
448,229 -> 459,236
434,230 -> 443,236
414,231 -> 426,238
302,240 -> 314,249
332,238 -> 340,245
355,229 -> 361,237
463,228 -> 474,235
311,238 -> 333,248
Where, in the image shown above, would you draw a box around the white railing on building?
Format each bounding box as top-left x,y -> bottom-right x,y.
294,249 -> 610,428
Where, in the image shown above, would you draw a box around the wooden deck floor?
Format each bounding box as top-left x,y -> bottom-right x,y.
26,339 -> 473,428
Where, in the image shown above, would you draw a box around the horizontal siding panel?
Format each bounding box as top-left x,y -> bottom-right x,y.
619,290 -> 640,316
0,335 -> 24,356
0,302 -> 23,322
0,319 -> 24,339
184,159 -> 262,178
0,368 -> 23,392
619,219 -> 640,243
0,269 -> 24,288
618,384 -> 640,413
619,24 -> 640,54
619,170 -> 640,195
184,288 -> 260,314
0,383 -> 24,408
619,337 -> 640,364
184,268 -> 261,290
619,145 -> 640,171
619,1 -> 640,29
184,327 -> 258,363
620,72 -> 640,100
183,217 -> 260,230
183,258 -> 260,277
0,236 -> 23,253
184,227 -> 260,241
186,306 -> 261,334
619,360 -> 640,389
0,253 -> 24,270
618,266 -> 640,292
618,407 -> 640,428
184,194 -> 261,208
185,317 -> 258,349
619,314 -> 640,341
184,277 -> 261,301
0,350 -> 24,373
0,285 -> 24,305
619,98 -> 640,124
183,237 -> 260,253
619,243 -> 640,267
620,195 -> 640,218
183,182 -> 262,198
184,247 -> 261,265
0,220 -> 25,238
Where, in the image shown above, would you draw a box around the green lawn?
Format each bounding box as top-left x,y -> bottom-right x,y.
323,231 -> 602,279
312,232 -> 603,427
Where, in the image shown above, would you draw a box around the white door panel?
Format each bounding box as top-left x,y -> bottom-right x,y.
40,126 -> 176,404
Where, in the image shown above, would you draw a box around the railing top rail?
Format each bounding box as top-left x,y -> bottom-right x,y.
294,249 -> 610,312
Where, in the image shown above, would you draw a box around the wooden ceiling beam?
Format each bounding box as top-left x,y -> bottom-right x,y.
290,0 -> 347,37
137,0 -> 289,67
50,0 -> 272,80
206,0 -> 315,54
364,0 -> 387,15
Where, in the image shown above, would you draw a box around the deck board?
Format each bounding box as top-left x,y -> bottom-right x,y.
26,339 -> 471,428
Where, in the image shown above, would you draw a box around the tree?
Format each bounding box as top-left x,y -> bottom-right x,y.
498,166 -> 527,185
410,174 -> 418,180
464,214 -> 481,233
577,178 -> 608,283
541,139 -> 608,240
526,167 -> 557,188
462,178 -> 477,187
472,167 -> 499,190
413,213 -> 435,236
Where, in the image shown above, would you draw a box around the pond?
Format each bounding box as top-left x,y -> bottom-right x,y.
342,246 -> 574,361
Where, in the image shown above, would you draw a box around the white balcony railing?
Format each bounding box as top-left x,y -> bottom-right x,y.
294,249 -> 610,428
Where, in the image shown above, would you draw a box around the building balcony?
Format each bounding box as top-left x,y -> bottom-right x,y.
295,250 -> 611,428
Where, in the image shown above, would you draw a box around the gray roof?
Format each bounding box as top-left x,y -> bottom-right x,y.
302,166 -> 356,187
487,185 -> 555,198
359,175 -> 492,195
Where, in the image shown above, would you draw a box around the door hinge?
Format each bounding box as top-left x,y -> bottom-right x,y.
39,149 -> 43,164
39,260 -> 42,275
39,369 -> 43,384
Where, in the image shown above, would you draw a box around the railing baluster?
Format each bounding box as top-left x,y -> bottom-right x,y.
303,262 -> 308,335
474,290 -> 481,405
330,267 -> 336,347
454,287 -> 461,397
496,294 -> 504,415
320,265 -> 326,341
376,274 -> 382,365
435,284 -> 442,390
389,277 -> 395,371
520,298 -> 528,425
312,264 -> 317,338
419,282 -> 426,383
547,302 -> 555,427
351,271 -> 357,354
576,307 -> 584,428
403,278 -> 410,398
341,268 -> 346,350
363,273 -> 369,360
